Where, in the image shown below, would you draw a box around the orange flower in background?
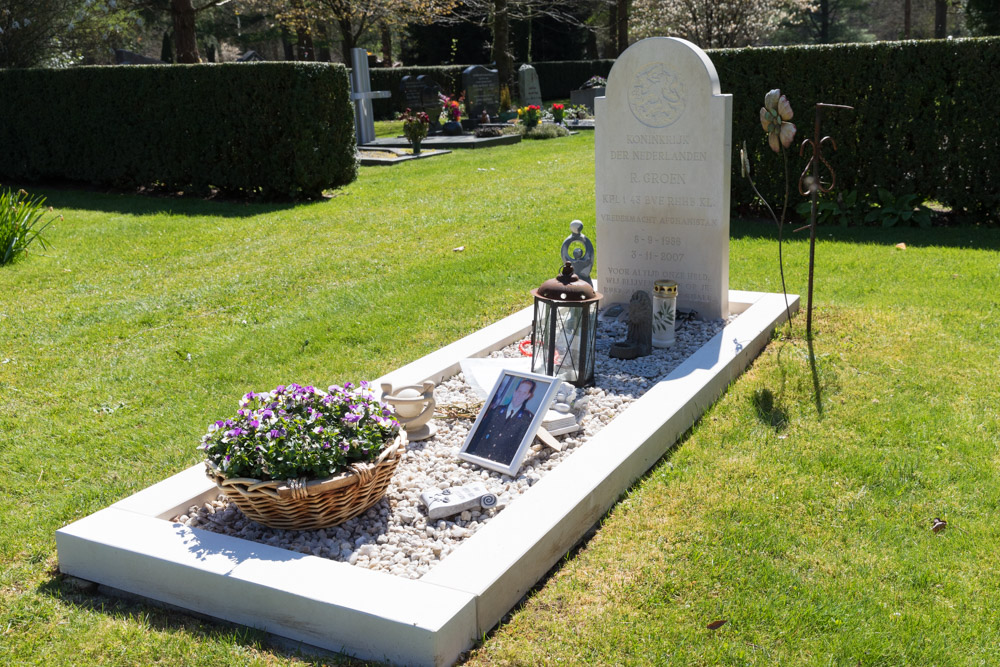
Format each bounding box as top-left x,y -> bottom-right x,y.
760,89 -> 796,153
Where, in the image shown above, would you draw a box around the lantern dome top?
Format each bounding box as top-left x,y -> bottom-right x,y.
532,262 -> 602,303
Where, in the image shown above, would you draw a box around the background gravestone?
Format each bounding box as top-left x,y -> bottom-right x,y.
595,37 -> 732,320
462,65 -> 500,119
400,74 -> 443,133
518,64 -> 543,107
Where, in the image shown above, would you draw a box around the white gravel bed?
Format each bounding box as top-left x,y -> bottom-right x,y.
173,314 -> 730,579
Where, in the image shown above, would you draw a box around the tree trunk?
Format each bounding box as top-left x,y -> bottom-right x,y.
616,0 -> 628,54
338,17 -> 356,64
317,23 -> 332,62
585,26 -> 598,60
160,31 -> 173,63
934,0 -> 947,37
380,23 -> 392,65
493,0 -> 512,87
281,27 -> 294,60
904,0 -> 911,38
171,0 -> 200,64
291,0 -> 313,60
607,2 -> 617,58
297,27 -> 314,60
819,0 -> 830,42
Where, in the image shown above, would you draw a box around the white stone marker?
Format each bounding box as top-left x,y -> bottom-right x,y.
595,37 -> 732,320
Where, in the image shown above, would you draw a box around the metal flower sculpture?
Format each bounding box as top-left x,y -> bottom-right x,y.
760,89 -> 797,154
741,89 -> 800,329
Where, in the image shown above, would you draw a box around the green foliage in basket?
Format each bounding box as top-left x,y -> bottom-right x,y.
200,382 -> 400,481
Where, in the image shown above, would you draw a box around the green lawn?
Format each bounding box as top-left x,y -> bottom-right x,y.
2,128 -> 999,665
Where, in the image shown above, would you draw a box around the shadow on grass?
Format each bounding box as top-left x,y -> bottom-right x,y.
807,337 -> 824,417
732,217 -> 1000,251
460,412 -> 710,663
38,571 -> 373,666
8,180 -> 324,219
772,328 -> 829,419
751,387 -> 790,431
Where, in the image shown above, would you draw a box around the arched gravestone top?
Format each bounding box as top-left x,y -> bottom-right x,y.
603,37 -> 722,115
595,37 -> 732,321
462,65 -> 501,119
518,64 -> 543,107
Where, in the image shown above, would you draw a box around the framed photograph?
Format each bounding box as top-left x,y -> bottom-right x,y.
458,369 -> 559,476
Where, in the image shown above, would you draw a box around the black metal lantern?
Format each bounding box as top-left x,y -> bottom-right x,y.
530,262 -> 603,387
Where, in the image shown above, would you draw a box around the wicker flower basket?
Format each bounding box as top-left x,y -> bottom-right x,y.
205,431 -> 405,531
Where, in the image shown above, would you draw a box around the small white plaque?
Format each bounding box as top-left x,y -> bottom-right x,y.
421,483 -> 497,521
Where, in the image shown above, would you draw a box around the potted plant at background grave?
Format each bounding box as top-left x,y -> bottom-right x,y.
438,92 -> 464,135
401,108 -> 430,154
498,85 -> 518,122
518,105 -> 541,128
550,103 -> 565,125
571,75 -> 607,113
565,104 -> 592,121
200,382 -> 404,530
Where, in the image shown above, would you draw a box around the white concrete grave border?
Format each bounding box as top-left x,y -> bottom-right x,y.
57,289 -> 798,667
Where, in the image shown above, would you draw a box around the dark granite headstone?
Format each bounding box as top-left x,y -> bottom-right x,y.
462,65 -> 500,120
400,75 -> 444,133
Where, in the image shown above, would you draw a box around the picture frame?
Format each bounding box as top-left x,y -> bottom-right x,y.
458,369 -> 560,476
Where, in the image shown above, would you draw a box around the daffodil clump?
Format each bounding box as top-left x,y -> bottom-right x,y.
200,383 -> 399,481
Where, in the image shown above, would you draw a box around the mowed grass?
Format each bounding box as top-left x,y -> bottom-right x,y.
2,126 -> 1000,665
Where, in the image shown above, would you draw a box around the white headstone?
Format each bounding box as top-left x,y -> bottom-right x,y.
595,37 -> 732,320
518,64 -> 543,107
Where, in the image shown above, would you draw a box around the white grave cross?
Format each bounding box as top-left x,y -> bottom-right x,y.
349,47 -> 391,146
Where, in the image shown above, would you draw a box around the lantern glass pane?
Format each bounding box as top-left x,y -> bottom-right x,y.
531,299 -> 552,375
579,301 -> 598,385
552,303 -> 583,383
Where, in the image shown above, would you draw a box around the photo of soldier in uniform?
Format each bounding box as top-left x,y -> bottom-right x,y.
460,370 -> 558,476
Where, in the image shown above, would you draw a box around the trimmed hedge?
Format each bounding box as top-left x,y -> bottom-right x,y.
371,38 -> 999,221
714,37 -> 1000,223
0,62 -> 357,199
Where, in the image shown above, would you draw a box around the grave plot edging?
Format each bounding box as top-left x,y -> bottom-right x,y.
421,290 -> 798,635
56,289 -> 797,665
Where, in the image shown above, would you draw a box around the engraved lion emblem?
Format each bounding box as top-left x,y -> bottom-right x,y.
628,62 -> 685,128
